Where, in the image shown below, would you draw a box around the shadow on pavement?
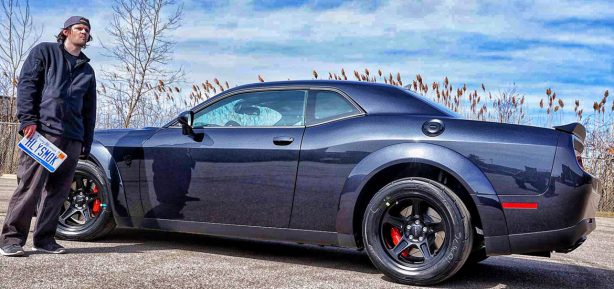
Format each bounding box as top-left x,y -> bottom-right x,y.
64,228 -> 378,274
64,228 -> 614,288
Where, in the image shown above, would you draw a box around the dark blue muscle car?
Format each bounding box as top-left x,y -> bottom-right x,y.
57,80 -> 600,285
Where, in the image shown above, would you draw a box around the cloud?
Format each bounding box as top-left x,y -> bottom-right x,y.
24,0 -> 613,124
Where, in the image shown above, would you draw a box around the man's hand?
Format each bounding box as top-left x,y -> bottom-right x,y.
23,124 -> 37,138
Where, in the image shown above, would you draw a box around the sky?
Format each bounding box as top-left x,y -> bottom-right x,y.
22,0 -> 614,125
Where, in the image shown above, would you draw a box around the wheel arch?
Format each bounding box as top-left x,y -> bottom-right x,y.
335,142 -> 510,253
85,140 -> 130,223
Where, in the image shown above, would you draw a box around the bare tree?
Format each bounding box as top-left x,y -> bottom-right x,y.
0,0 -> 40,175
0,0 -> 40,122
100,0 -> 183,128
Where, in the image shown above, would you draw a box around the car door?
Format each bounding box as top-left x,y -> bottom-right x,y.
290,89 -> 365,231
140,89 -> 306,228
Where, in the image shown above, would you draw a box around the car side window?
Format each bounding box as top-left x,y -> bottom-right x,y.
192,90 -> 306,128
306,90 -> 361,125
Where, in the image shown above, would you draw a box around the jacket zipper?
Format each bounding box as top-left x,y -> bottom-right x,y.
60,51 -> 88,129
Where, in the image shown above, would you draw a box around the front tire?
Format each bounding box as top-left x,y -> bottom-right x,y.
56,160 -> 116,241
362,177 -> 473,285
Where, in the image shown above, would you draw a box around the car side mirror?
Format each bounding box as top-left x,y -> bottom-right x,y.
177,111 -> 194,135
178,110 -> 193,126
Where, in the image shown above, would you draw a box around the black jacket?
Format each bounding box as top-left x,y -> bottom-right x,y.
17,42 -> 96,157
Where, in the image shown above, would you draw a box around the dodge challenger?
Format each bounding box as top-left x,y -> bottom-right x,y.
56,80 -> 600,285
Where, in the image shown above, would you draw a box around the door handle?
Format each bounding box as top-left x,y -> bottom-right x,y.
273,136 -> 294,146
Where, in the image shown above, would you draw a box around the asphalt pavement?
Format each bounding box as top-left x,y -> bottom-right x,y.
0,175 -> 613,289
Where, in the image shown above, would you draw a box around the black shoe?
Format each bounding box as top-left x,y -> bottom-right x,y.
32,243 -> 66,254
0,244 -> 25,257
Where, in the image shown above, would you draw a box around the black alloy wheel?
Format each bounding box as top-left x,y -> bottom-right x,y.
363,177 -> 473,285
56,160 -> 115,241
59,173 -> 104,229
381,197 -> 448,266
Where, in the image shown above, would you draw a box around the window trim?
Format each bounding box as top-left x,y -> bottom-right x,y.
164,85 -> 365,129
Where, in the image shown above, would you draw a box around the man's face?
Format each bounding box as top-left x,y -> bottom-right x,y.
64,24 -> 90,47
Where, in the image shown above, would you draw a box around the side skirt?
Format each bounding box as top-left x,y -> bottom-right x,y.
116,217 -> 340,247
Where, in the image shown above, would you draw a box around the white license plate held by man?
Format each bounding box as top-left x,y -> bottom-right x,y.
17,132 -> 67,173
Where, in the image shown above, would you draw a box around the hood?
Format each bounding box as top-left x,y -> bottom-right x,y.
93,127 -> 160,147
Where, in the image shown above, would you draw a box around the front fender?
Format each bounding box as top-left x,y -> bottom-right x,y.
335,142 -> 510,253
88,140 -> 131,223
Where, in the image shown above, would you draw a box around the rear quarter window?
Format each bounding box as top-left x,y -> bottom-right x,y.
307,90 -> 361,125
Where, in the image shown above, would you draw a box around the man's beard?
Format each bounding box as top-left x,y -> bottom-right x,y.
68,33 -> 87,48
73,38 -> 87,48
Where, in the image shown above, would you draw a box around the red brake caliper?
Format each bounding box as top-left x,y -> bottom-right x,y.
390,227 -> 409,257
92,184 -> 101,215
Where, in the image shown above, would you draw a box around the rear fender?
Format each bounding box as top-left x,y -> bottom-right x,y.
335,142 -> 510,254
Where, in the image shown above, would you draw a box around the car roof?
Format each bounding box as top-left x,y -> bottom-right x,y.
201,80 -> 455,117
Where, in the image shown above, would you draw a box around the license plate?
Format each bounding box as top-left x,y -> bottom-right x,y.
17,132 -> 67,173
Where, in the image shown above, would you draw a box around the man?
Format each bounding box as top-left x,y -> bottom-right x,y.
0,16 -> 96,256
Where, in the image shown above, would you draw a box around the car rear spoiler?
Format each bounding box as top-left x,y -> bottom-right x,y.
554,122 -> 586,152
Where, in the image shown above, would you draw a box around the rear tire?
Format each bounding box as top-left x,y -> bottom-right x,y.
56,160 -> 116,241
362,177 -> 473,285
